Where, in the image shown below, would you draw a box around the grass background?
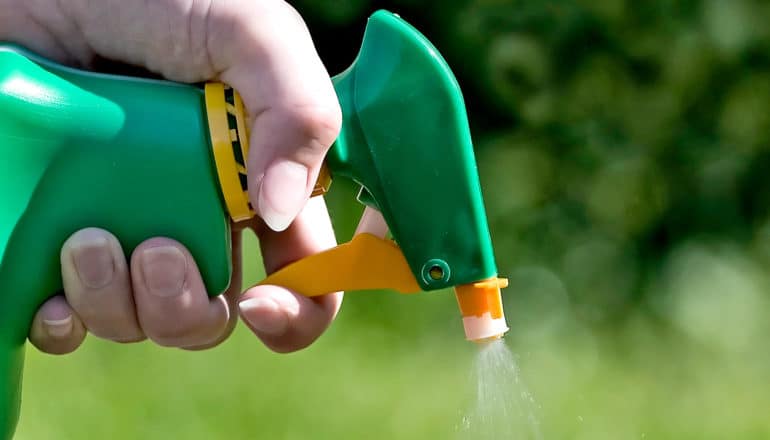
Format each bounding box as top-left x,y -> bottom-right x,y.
15,0 -> 770,438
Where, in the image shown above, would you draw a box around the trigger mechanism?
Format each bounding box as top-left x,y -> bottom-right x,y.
257,207 -> 421,296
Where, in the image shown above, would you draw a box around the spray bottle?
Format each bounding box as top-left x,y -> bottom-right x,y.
0,10 -> 509,438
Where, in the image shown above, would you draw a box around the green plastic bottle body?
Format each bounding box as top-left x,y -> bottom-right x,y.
0,46 -> 232,438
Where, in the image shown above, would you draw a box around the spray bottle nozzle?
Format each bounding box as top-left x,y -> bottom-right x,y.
455,278 -> 510,342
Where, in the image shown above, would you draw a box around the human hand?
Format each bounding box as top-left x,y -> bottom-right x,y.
1,0 -> 343,354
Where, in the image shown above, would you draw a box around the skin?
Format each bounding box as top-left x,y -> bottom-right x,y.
0,0 -> 344,354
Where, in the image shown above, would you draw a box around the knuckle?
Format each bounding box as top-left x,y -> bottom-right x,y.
147,302 -> 230,348
265,336 -> 314,354
31,339 -> 80,355
275,1 -> 305,25
268,342 -> 303,354
146,323 -> 198,347
284,104 -> 343,154
94,330 -> 146,344
181,337 -> 227,351
144,314 -> 216,347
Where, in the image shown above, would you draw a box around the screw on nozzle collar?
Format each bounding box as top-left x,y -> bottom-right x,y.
204,83 -> 254,222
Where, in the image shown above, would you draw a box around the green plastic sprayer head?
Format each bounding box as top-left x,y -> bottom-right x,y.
331,11 -> 509,341
328,11 -> 499,290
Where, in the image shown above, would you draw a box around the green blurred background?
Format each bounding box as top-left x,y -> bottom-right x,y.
16,0 -> 770,438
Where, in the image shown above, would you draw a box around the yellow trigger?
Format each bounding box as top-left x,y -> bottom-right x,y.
258,233 -> 421,296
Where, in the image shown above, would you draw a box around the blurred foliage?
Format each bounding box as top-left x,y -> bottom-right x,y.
17,0 -> 770,438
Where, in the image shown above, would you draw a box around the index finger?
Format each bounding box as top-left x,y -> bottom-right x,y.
239,196 -> 343,353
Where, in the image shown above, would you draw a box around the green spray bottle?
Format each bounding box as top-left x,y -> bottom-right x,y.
0,10 -> 509,438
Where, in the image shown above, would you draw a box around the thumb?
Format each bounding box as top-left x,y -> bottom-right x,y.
247,103 -> 340,232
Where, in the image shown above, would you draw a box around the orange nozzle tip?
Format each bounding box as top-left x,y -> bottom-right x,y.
455,277 -> 509,341
455,277 -> 507,319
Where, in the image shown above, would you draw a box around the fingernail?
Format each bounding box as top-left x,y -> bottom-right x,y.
258,160 -> 308,232
43,316 -> 73,339
239,297 -> 289,336
140,246 -> 187,297
71,235 -> 115,289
